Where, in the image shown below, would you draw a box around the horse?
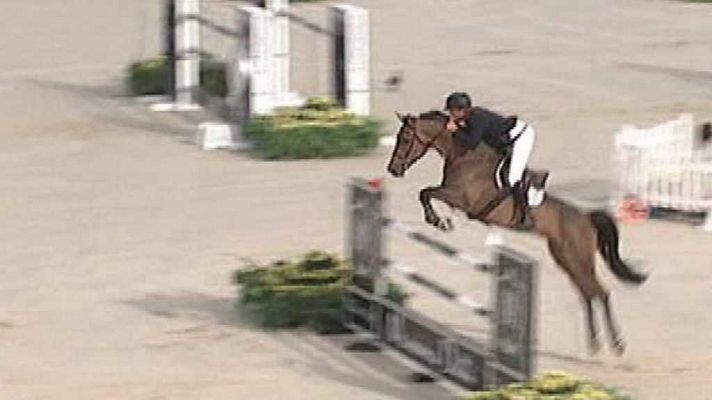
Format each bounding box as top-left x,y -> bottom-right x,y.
386,111 -> 647,355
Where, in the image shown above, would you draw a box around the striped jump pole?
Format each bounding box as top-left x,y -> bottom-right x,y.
384,258 -> 490,317
175,0 -> 201,109
154,0 -> 201,112
383,218 -> 492,273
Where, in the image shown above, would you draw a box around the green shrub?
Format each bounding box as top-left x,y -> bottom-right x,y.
233,251 -> 407,333
126,56 -> 171,96
464,371 -> 632,400
244,97 -> 383,160
385,280 -> 409,305
125,54 -> 228,97
200,57 -> 229,98
304,96 -> 337,111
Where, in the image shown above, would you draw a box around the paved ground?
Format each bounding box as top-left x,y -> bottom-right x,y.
1,0 -> 711,399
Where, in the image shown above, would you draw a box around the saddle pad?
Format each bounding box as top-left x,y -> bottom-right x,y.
495,153 -> 511,190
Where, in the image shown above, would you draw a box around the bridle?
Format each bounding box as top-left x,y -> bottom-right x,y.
398,117 -> 447,161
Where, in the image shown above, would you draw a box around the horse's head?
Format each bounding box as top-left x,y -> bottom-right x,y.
387,112 -> 447,177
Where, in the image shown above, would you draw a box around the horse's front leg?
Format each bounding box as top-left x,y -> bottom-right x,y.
419,186 -> 460,231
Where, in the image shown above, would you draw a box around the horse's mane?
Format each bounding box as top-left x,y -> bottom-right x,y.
418,110 -> 448,123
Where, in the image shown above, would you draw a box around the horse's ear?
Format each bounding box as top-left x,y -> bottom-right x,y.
395,111 -> 404,122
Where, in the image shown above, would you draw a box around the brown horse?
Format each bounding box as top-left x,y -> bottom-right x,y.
386,111 -> 647,355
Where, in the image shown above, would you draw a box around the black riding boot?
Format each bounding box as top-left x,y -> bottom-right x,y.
513,182 -> 535,231
529,170 -> 550,191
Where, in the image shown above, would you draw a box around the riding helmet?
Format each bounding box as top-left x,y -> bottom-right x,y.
445,92 -> 472,110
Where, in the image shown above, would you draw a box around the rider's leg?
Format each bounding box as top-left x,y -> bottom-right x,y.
508,121 -> 535,187
509,122 -> 549,206
508,121 -> 536,230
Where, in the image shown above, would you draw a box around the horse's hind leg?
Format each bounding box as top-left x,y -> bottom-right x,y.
548,240 -> 602,354
601,293 -> 626,355
570,247 -> 626,355
577,256 -> 626,355
583,296 -> 601,354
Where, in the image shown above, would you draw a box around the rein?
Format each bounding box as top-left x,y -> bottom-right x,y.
399,118 -> 446,162
412,120 -> 446,149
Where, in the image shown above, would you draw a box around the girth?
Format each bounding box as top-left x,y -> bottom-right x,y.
468,186 -> 517,223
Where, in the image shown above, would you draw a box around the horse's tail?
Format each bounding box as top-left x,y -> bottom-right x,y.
589,210 -> 647,285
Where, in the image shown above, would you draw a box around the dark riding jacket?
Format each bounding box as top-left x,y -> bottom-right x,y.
453,107 -> 517,153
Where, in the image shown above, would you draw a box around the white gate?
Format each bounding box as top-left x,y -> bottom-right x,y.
614,114 -> 712,230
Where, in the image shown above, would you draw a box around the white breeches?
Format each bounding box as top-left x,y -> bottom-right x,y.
508,119 -> 535,186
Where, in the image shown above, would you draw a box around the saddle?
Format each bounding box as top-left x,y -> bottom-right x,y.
468,152 -> 549,224
494,152 -> 548,191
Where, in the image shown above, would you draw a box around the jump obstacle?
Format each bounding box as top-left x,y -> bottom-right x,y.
160,0 -> 201,111
615,114 -> 712,231
343,178 -> 537,390
159,0 -> 371,116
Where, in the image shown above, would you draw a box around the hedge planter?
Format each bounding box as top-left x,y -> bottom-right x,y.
233,251 -> 407,333
466,371 -> 633,400
244,98 -> 383,160
125,55 -> 228,98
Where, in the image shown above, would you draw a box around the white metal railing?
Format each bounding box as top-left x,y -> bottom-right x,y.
615,114 -> 712,230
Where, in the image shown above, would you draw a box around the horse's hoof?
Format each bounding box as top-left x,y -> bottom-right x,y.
588,338 -> 601,355
612,337 -> 626,356
444,218 -> 454,231
438,218 -> 454,232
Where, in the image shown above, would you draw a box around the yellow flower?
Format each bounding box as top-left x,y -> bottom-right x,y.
531,371 -> 580,394
464,391 -> 499,400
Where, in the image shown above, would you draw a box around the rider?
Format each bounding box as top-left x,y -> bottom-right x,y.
444,92 -> 548,230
